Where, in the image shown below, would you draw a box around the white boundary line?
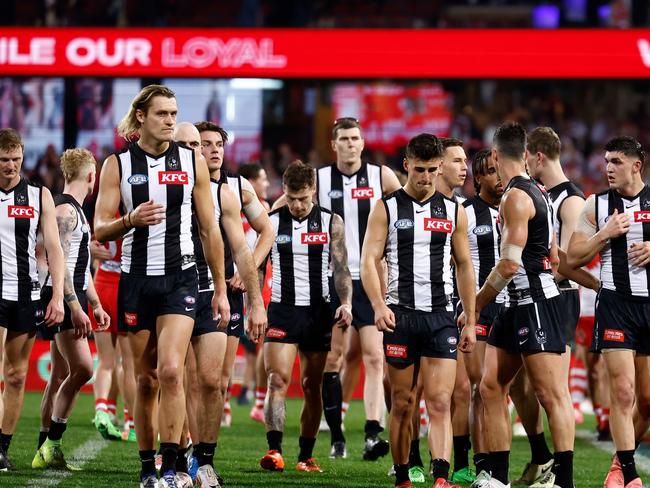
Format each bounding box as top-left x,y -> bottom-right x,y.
23,437 -> 110,488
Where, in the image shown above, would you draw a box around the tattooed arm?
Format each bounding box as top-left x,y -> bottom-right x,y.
330,214 -> 352,329
56,203 -> 92,337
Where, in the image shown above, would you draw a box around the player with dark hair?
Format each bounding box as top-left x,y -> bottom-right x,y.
260,160 -> 352,473
362,133 -> 476,488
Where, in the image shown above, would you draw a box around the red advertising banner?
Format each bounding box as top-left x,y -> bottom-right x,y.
26,339 -> 97,393
1,28 -> 650,78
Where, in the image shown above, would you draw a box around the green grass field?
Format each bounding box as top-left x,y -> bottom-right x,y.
0,393 -> 642,487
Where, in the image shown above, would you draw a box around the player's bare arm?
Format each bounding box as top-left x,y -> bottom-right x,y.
476,188 -> 533,312
228,178 -> 274,291
41,187 -> 65,326
85,275 -> 110,332
567,194 -> 629,268
381,165 -> 402,194
56,202 -> 92,337
451,204 -> 476,353
330,213 -> 353,329
219,184 -> 267,341
557,248 -> 600,290
360,199 -> 394,332
193,150 -> 230,325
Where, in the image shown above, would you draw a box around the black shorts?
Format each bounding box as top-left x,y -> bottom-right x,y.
265,300 -> 334,352
557,287 -> 580,344
0,297 -> 44,333
118,267 -> 198,333
384,305 -> 458,366
593,288 -> 650,354
488,295 -> 566,354
193,288 -> 244,338
329,278 -> 374,329
39,286 -> 87,340
476,302 -> 504,342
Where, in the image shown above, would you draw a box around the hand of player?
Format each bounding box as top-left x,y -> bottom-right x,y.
92,305 -> 111,332
130,200 -> 166,227
457,310 -> 480,330
334,304 -> 352,330
89,240 -> 113,261
604,209 -> 630,239
374,304 -> 395,332
628,241 -> 650,267
71,307 -> 92,338
459,324 -> 476,353
227,272 -> 246,292
212,291 -> 231,330
246,301 -> 267,343
44,296 -> 64,326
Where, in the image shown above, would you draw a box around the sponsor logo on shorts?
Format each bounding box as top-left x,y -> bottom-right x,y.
394,219 -> 414,230
266,327 -> 287,339
159,171 -> 189,185
231,313 -> 241,321
351,187 -> 374,199
184,295 -> 196,305
275,234 -> 292,244
475,324 -> 488,336
473,225 -> 492,236
447,336 -> 458,345
518,327 -> 529,336
301,232 -> 328,244
127,174 -> 148,185
634,211 -> 650,222
8,205 -> 35,218
385,344 -> 407,359
424,218 -> 452,233
604,329 -> 625,342
328,190 -> 343,199
124,312 -> 138,326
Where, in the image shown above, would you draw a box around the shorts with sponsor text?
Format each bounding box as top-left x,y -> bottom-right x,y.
488,295 -> 565,354
265,300 -> 334,352
384,305 -> 458,366
0,297 -> 44,333
456,301 -> 504,342
593,288 -> 650,354
575,316 -> 595,348
118,267 -> 198,333
193,288 -> 244,338
329,278 -> 374,328
39,285 -> 87,340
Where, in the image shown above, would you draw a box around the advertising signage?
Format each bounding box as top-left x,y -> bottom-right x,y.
1,28 -> 650,78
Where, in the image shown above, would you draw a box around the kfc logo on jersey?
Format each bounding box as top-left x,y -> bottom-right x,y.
159,171 -> 188,185
424,218 -> 452,233
386,344 -> 407,359
351,187 -> 374,199
604,329 -> 625,342
634,211 -> 650,222
301,232 -> 329,244
8,205 -> 35,218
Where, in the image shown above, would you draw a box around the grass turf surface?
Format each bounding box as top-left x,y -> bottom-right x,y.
0,392 -> 642,487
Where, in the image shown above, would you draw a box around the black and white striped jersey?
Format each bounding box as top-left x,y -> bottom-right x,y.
502,176 -> 559,305
0,177 -> 42,301
317,162 -> 382,280
547,181 -> 585,248
193,172 -> 243,292
463,196 -> 506,303
384,189 -> 457,312
595,186 -> 650,298
117,142 -> 196,276
46,194 -> 90,291
269,204 -> 332,306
